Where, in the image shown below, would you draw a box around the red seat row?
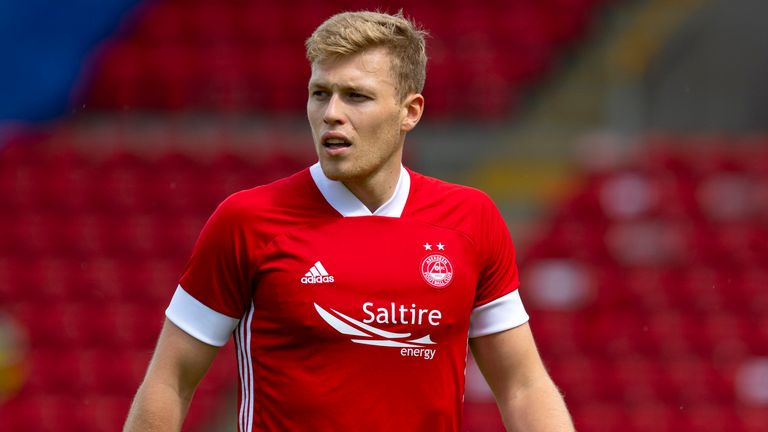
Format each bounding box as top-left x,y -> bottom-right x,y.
571,402 -> 767,432
81,0 -> 607,117
0,256 -> 183,305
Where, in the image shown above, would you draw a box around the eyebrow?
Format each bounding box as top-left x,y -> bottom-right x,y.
308,81 -> 375,95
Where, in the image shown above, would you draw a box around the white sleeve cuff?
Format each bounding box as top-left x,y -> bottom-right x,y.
165,285 -> 240,347
469,290 -> 529,338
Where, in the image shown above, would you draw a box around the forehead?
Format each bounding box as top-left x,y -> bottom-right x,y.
309,47 -> 396,89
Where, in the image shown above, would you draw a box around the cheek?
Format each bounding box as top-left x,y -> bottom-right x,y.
362,106 -> 398,131
307,110 -> 323,135
374,112 -> 404,143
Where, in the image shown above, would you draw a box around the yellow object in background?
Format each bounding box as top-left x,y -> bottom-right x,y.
0,312 -> 28,402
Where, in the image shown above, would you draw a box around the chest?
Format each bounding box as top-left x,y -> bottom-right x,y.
251,217 -> 481,346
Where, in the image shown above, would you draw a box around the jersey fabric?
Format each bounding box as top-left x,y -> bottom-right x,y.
166,163 -> 529,432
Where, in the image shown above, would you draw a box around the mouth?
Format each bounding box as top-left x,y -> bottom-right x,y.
321,134 -> 352,156
323,137 -> 352,150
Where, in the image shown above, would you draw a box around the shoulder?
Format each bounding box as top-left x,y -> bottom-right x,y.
215,167 -> 317,219
406,169 -> 509,239
407,169 -> 498,214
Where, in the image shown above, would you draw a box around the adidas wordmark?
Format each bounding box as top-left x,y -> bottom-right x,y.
301,261 -> 335,284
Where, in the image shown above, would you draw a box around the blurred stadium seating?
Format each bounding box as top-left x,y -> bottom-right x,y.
521,137 -> 768,431
81,0 -> 607,119
0,129 -> 311,431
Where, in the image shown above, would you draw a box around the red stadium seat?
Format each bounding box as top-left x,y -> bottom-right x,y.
236,3 -> 286,45
571,402 -> 628,431
183,3 -> 238,45
607,358 -> 665,404
626,402 -> 684,432
0,395 -> 89,432
737,406 -> 768,432
462,402 -> 506,431
141,42 -> 194,110
682,404 -> 740,432
132,2 -> 186,45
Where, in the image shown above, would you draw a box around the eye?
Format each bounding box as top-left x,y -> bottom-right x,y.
311,90 -> 329,99
348,92 -> 370,102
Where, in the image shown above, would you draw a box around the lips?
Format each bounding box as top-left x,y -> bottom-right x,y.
323,138 -> 351,149
321,132 -> 352,155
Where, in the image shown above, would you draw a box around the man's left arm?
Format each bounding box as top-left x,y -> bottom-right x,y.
469,322 -> 575,431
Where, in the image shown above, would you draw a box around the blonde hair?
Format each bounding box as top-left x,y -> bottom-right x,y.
305,11 -> 428,101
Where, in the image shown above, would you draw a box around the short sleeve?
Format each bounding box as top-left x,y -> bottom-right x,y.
166,194 -> 253,345
469,194 -> 528,337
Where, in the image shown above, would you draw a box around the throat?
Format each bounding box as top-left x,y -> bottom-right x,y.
344,181 -> 395,213
342,168 -> 400,214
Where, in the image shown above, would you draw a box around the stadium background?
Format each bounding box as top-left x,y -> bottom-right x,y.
1,0 -> 767,430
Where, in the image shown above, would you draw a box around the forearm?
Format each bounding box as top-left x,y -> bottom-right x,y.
123,319 -> 220,431
123,380 -> 192,432
497,376 -> 573,432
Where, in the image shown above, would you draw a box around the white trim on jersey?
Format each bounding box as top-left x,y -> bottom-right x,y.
235,303 -> 255,432
165,285 -> 240,347
468,290 -> 529,338
310,162 -> 411,217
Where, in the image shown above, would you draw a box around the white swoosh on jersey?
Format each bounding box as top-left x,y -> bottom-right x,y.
314,303 -> 435,348
313,303 -> 370,338
329,307 -> 412,339
351,339 -> 423,348
407,335 -> 436,345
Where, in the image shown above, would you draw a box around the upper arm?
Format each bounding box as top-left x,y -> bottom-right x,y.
143,318 -> 221,400
469,323 -> 549,401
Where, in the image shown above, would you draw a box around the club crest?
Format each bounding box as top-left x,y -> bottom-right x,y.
420,254 -> 453,288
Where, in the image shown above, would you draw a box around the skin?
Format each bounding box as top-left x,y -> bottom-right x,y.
307,47 -> 424,212
124,45 -> 574,432
471,324 -> 575,431
123,320 -> 219,431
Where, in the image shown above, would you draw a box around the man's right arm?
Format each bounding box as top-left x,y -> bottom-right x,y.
123,319 -> 220,432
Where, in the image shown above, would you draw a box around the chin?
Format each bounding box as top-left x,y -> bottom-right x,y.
318,160 -> 349,181
319,160 -> 368,183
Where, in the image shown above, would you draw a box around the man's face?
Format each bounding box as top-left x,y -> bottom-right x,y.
307,47 -> 416,183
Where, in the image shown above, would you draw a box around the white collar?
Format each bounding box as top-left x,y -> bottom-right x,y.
309,162 -> 410,217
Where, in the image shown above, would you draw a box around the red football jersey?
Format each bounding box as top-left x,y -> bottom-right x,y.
166,163 -> 529,432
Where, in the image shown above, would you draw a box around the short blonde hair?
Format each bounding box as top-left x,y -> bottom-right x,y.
305,11 -> 428,101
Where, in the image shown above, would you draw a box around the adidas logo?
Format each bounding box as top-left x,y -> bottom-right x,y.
301,261 -> 335,284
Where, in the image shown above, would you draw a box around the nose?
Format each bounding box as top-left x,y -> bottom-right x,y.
322,94 -> 344,125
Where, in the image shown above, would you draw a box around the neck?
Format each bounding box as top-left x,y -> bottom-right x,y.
342,164 -> 401,213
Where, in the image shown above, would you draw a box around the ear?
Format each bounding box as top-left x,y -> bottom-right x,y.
400,93 -> 425,132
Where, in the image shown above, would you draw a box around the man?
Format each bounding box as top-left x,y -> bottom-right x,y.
124,11 -> 574,432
